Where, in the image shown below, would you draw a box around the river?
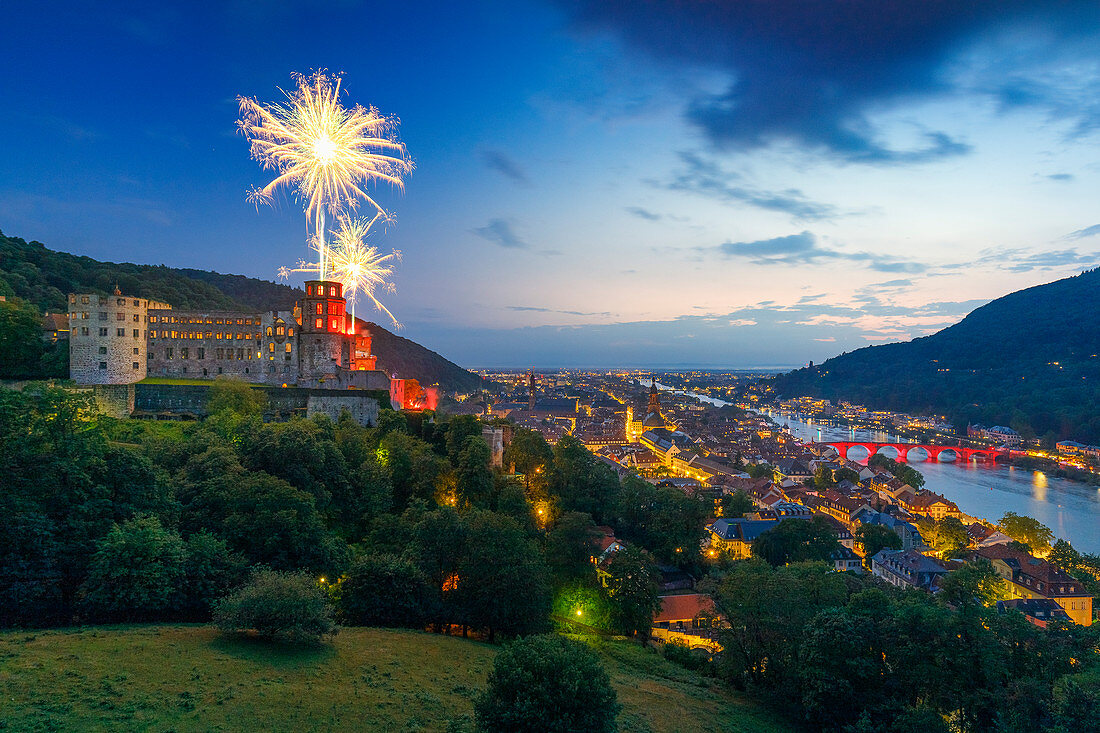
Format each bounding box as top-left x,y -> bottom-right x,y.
643,382 -> 1100,552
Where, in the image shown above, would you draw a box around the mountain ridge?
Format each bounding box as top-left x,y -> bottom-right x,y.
768,267 -> 1100,443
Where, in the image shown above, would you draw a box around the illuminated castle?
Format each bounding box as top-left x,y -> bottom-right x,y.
68,280 -> 388,391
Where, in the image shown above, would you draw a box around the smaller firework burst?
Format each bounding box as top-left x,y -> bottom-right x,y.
279,213 -> 402,328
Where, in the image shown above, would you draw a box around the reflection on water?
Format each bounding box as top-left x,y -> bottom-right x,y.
763,410 -> 1100,553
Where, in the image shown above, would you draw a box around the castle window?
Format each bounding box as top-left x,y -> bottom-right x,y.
133,348 -> 139,355
99,346 -> 107,355
330,318 -> 340,331
166,348 -> 173,359
205,331 -> 212,339
117,328 -> 125,337
197,348 -> 205,359
99,328 -> 107,336
237,348 -> 244,360
81,312 -> 88,319
133,300 -> 139,306
117,299 -> 124,306
268,342 -> 274,352
329,286 -> 337,296
206,318 -> 212,324
133,329 -> 139,338
99,312 -> 107,320
132,362 -> 139,369
180,348 -> 189,359
288,328 -> 294,337
315,303 -> 323,314
150,316 -> 158,323
315,318 -> 323,328
81,296 -> 89,304
285,343 -> 292,353
133,314 -> 139,322
99,362 -> 107,370
237,319 -> 243,325
266,327 -> 273,336
306,285 -> 313,295
117,312 -> 125,321
216,348 -> 223,359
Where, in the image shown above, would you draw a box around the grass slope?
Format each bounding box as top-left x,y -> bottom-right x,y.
0,625 -> 788,733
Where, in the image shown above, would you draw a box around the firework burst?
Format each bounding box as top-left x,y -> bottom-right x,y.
279,213 -> 402,329
238,70 -> 413,274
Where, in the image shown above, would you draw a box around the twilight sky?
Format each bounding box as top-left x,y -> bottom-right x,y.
3,1 -> 1100,368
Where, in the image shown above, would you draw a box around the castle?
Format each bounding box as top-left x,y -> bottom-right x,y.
67,280 -> 434,416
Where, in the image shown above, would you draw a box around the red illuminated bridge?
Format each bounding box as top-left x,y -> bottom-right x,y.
820,441 -> 1008,463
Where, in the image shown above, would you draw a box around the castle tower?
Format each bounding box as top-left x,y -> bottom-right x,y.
528,370 -> 536,411
298,280 -> 350,382
68,292 -> 151,385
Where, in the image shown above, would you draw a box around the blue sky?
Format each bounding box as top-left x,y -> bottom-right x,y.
3,1 -> 1100,368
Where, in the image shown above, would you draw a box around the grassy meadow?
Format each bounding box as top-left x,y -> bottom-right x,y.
0,625 -> 790,733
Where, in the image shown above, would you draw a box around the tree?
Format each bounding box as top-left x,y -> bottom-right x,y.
549,435 -> 620,523
603,545 -> 661,640
455,511 -> 551,640
0,512 -> 63,627
335,553 -> 433,628
206,378 -> 267,417
455,434 -> 493,507
752,517 -> 839,566
502,427 -> 552,487
545,511 -> 598,582
938,559 -> 1005,607
474,634 -> 619,733
923,516 -> 970,557
214,569 -> 336,643
0,298 -> 56,379
179,531 -> 248,620
443,415 -> 483,465
718,490 -> 755,519
813,464 -> 836,489
78,515 -> 186,622
854,523 -> 902,565
615,475 -> 708,565
998,512 -> 1055,554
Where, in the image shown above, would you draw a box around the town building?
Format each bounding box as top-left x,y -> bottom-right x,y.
871,549 -> 950,592
975,545 -> 1093,626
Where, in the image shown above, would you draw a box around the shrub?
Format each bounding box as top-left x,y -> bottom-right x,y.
335,553 -> 433,628
474,634 -> 619,732
214,569 -> 336,642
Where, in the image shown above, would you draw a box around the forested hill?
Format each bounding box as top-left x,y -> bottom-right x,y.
0,231 -> 483,392
769,267 -> 1100,443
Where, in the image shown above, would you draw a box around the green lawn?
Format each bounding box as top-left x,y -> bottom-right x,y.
0,626 -> 790,733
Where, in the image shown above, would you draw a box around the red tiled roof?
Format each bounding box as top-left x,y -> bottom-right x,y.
653,593 -> 716,624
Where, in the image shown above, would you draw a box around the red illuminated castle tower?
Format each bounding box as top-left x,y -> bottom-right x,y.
299,280 -> 351,381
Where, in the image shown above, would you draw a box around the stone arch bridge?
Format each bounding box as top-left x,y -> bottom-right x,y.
820,441 -> 1007,463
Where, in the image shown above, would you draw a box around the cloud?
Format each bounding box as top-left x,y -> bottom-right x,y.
472,218 -> 527,249
1002,248 -> 1100,272
1047,173 -> 1075,182
713,230 -> 929,273
507,306 -> 612,317
625,206 -> 661,221
1065,224 -> 1100,240
664,152 -> 838,220
561,1 -> 1100,163
481,150 -> 529,185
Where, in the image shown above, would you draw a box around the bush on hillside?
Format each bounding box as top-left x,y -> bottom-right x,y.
474,634 -> 619,732
214,569 -> 336,643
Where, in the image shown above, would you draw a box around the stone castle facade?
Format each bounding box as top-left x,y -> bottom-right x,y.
69,280 -> 388,392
